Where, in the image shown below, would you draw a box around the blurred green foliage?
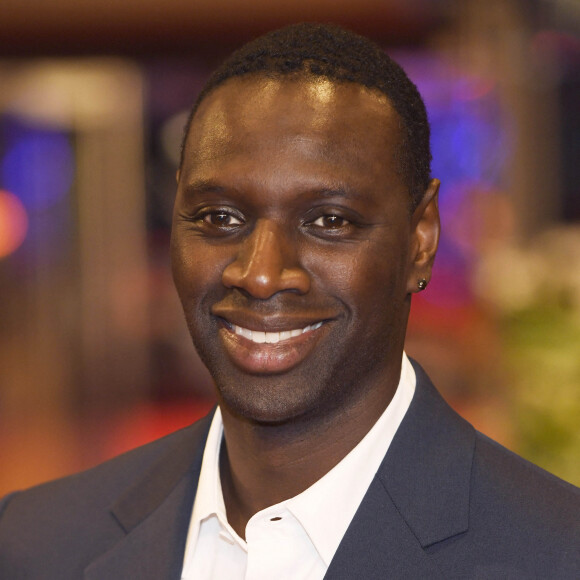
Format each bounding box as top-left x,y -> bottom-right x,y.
502,305 -> 580,486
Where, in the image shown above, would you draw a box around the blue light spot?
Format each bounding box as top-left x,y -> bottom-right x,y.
1,129 -> 75,211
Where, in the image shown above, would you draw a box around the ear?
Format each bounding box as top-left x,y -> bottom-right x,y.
176,169 -> 181,184
406,178 -> 440,294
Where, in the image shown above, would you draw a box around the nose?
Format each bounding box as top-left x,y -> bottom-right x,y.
222,219 -> 310,299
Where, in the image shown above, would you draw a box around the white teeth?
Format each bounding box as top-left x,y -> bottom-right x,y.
239,327 -> 252,340
232,322 -> 323,344
252,331 -> 266,343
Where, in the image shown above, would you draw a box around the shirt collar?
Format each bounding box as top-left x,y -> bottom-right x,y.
185,406 -> 228,547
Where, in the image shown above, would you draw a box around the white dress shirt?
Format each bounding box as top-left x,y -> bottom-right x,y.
181,353 -> 416,580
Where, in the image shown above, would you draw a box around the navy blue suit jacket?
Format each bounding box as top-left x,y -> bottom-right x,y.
1,362 -> 579,578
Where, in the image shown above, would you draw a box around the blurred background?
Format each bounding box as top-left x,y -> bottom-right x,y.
1,0 -> 579,495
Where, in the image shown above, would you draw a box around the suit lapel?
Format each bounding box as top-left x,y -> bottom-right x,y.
380,362 -> 474,547
85,412 -> 214,580
324,477 -> 442,579
326,362 -> 475,578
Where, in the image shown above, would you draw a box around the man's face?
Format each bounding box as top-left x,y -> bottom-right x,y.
172,75 -> 438,425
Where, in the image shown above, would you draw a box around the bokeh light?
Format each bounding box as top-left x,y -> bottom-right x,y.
1,127 -> 75,212
0,189 -> 28,258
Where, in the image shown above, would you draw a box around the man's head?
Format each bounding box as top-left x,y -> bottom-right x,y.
172,23 -> 440,428
179,22 -> 432,210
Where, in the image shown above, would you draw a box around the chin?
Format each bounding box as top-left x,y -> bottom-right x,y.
213,371 -> 327,426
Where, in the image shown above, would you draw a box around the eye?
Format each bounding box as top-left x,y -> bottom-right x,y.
199,210 -> 243,227
311,214 -> 349,229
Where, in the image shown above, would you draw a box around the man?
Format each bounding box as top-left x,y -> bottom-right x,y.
0,23 -> 578,579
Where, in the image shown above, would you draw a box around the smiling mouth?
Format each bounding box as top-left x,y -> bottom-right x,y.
217,315 -> 330,374
227,321 -> 324,344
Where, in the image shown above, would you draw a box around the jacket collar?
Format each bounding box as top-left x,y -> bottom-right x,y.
325,361 -> 475,578
84,411 -> 214,580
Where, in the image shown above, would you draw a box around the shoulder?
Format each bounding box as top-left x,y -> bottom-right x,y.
0,413 -> 212,568
445,431 -> 580,576
471,430 -> 580,533
405,361 -> 579,574
1,414 -> 210,514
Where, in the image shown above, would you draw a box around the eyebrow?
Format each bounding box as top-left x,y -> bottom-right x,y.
312,186 -> 362,200
184,179 -> 363,201
183,179 -> 226,196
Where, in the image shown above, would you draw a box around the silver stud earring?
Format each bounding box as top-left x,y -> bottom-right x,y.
417,278 -> 428,291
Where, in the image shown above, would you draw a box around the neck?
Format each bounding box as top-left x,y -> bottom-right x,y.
218,366 -> 401,538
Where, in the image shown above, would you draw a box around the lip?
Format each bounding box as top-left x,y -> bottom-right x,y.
215,314 -> 332,374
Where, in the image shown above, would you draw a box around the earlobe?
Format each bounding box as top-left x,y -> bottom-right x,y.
407,178 -> 441,294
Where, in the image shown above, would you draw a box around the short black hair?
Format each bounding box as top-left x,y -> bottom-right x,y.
180,22 -> 432,208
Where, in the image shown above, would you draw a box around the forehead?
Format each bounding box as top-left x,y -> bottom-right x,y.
182,75 -> 403,176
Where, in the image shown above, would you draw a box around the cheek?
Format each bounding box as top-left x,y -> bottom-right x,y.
171,236 -> 225,303
320,241 -> 405,290
171,240 -> 196,300
321,243 -> 409,321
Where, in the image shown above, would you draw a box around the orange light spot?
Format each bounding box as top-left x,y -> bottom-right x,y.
0,190 -> 28,258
